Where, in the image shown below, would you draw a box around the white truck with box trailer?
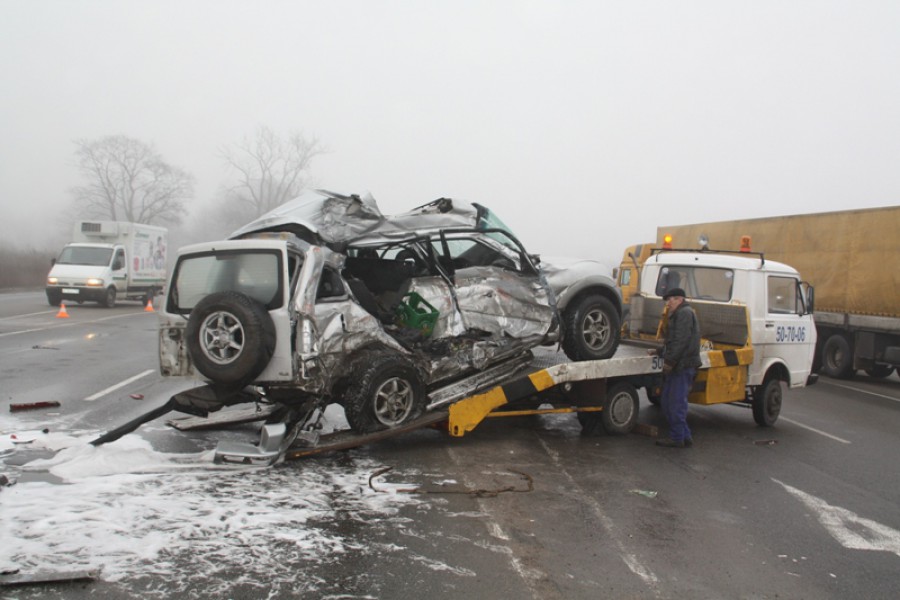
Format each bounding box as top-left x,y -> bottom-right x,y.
46,221 -> 168,308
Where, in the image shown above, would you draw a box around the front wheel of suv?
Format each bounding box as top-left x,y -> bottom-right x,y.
562,294 -> 621,361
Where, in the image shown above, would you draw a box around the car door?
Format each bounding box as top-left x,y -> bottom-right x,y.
432,232 -> 555,339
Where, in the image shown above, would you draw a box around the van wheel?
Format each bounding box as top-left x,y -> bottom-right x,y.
102,287 -> 117,308
752,378 -> 782,427
185,291 -> 276,387
47,290 -> 61,307
821,334 -> 855,379
343,352 -> 424,434
578,381 -> 639,435
562,294 -> 621,361
865,364 -> 893,378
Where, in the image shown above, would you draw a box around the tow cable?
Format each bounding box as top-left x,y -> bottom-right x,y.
368,466 -> 534,497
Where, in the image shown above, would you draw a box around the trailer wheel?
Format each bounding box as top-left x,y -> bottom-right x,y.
562,294 -> 621,362
343,352 -> 425,434
865,364 -> 893,379
102,286 -> 117,308
578,381 -> 639,436
821,334 -> 855,379
185,291 -> 276,387
752,378 -> 782,427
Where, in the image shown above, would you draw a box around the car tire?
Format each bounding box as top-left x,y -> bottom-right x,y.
185,291 -> 276,387
578,381 -> 639,436
103,286 -> 117,308
562,294 -> 621,361
47,290 -> 61,307
821,334 -> 855,379
752,378 -> 782,427
343,352 -> 425,434
864,364 -> 893,378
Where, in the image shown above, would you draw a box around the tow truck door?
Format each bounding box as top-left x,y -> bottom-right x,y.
755,273 -> 817,387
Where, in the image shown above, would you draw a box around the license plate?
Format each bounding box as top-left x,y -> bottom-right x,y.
62,288 -> 79,294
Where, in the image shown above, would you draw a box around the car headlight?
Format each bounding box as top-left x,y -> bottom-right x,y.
86,278 -> 103,287
47,277 -> 58,285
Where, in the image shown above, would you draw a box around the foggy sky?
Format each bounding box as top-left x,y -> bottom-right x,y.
2,0 -> 899,267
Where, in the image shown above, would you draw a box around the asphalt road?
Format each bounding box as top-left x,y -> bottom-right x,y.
1,290 -> 899,599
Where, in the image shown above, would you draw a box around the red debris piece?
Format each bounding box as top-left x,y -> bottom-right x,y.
9,401 -> 61,413
129,393 -> 144,400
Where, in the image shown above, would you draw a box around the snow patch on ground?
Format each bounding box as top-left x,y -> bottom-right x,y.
0,430 -> 424,598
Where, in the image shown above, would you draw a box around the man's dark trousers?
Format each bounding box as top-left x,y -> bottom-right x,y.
661,368 -> 695,442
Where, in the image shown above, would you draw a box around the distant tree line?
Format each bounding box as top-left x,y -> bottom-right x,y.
0,125 -> 324,290
68,126 -> 324,230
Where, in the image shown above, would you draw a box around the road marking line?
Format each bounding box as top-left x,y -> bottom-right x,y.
779,417 -> 851,444
0,310 -> 57,320
84,369 -> 155,401
538,439 -> 661,592
773,478 -> 900,557
820,379 -> 900,403
0,312 -> 151,338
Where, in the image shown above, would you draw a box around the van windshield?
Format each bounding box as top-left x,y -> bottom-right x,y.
169,250 -> 286,312
56,246 -> 113,267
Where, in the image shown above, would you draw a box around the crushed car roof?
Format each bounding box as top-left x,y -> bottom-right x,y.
229,189 -> 483,249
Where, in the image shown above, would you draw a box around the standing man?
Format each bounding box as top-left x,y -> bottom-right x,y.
654,287 -> 701,448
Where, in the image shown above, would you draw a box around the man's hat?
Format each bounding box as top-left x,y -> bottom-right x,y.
663,287 -> 686,299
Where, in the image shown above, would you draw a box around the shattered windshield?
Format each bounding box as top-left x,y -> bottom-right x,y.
169,250 -> 286,312
475,205 -> 519,251
56,246 -> 113,267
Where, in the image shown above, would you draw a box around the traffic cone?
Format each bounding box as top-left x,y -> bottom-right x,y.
145,298 -> 155,312
56,302 -> 70,318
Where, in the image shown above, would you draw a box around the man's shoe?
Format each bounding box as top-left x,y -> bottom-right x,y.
683,438 -> 693,448
655,438 -> 685,448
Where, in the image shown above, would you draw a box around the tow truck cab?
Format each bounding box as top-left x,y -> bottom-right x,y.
623,245 -> 817,422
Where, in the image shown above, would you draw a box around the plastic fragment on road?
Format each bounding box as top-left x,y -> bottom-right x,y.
9,402 -> 60,412
7,429 -> 50,444
630,489 -> 659,499
130,393 -> 144,400
753,439 -> 778,446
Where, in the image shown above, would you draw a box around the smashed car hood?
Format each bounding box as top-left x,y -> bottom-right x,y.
230,190 -> 481,248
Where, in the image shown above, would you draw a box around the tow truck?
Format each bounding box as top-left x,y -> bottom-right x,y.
93,233 -> 818,465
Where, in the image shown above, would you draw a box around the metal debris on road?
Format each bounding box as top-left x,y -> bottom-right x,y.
630,489 -> 659,499
0,570 -> 98,587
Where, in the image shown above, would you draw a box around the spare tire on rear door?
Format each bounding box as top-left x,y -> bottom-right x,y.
185,290 -> 276,387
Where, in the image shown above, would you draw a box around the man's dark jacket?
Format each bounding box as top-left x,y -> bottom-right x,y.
663,301 -> 702,372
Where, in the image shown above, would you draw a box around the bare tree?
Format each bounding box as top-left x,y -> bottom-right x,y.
220,125 -> 324,220
70,135 -> 193,225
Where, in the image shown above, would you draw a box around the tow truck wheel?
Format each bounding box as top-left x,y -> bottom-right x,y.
578,381 -> 639,436
343,353 -> 425,434
103,286 -> 117,308
185,291 -> 276,387
562,294 -> 621,362
752,378 -> 782,427
865,364 -> 893,378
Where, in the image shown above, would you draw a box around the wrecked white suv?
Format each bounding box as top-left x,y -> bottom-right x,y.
158,191 -> 621,434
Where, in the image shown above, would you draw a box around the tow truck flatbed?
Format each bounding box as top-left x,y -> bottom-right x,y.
200,344 -> 667,464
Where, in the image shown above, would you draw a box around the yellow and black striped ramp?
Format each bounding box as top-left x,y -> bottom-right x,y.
448,353 -> 664,437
